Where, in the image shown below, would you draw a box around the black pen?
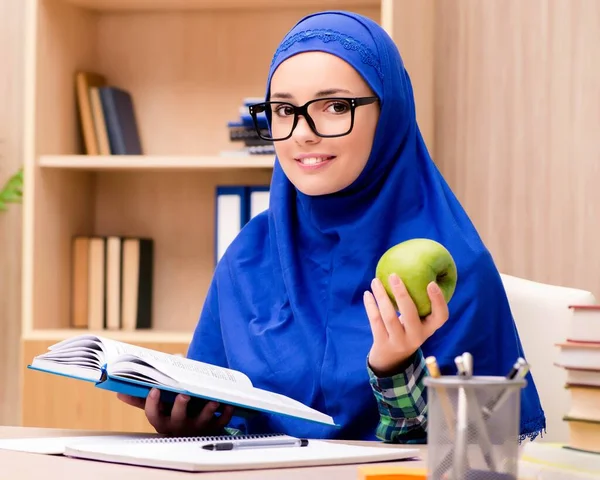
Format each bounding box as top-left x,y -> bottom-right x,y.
202,437 -> 309,451
506,357 -> 527,380
482,358 -> 529,419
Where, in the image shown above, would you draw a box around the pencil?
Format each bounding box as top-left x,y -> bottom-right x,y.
425,355 -> 441,377
425,356 -> 455,439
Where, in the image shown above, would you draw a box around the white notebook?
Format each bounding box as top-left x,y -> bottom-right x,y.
0,434 -> 153,455
64,433 -> 421,472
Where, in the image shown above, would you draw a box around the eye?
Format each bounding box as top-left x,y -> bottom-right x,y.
325,101 -> 351,114
273,104 -> 295,118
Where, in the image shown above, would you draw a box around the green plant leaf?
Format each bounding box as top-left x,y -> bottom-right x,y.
0,168 -> 24,212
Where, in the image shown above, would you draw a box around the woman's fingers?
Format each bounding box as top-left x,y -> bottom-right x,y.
123,388 -> 234,437
422,281 -> 450,337
388,274 -> 420,335
168,394 -> 191,431
192,401 -> 221,431
363,290 -> 388,343
212,404 -> 235,431
371,278 -> 404,338
145,388 -> 169,434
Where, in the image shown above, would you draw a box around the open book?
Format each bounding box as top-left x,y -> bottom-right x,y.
27,334 -> 336,427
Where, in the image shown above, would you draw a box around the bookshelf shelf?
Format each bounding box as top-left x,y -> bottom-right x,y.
61,0 -> 380,13
39,155 -> 276,171
23,329 -> 192,344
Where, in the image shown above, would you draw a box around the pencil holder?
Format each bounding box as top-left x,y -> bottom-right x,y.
424,376 -> 527,480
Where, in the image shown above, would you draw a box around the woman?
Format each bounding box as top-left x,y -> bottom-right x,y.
118,10 -> 546,443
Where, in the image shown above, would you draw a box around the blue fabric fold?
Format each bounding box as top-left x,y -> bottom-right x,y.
188,10 -> 546,441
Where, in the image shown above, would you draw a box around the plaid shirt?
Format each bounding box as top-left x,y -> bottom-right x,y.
367,349 -> 428,443
225,349 -> 428,442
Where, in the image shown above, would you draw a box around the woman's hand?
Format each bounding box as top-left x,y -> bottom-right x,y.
364,273 -> 449,377
117,388 -> 235,436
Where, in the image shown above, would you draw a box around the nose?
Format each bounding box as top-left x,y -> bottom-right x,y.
292,115 -> 320,145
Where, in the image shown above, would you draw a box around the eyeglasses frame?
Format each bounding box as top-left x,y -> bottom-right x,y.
248,96 -> 379,142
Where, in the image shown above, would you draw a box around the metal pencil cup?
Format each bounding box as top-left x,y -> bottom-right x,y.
424,376 -> 526,480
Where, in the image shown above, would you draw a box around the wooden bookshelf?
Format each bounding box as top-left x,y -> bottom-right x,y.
20,0 -> 433,431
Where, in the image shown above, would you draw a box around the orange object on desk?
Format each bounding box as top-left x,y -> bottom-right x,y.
357,465 -> 427,480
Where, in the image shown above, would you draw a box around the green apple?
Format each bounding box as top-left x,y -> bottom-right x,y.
375,238 -> 457,318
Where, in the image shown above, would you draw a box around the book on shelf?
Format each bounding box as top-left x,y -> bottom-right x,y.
75,71 -> 106,155
565,384 -> 600,421
562,416 -> 600,455
27,334 -> 337,428
71,236 -> 153,331
98,86 -> 143,155
75,70 -> 143,155
567,305 -> 600,342
556,341 -> 600,370
215,185 -> 270,263
555,364 -> 600,387
554,303 -> 600,455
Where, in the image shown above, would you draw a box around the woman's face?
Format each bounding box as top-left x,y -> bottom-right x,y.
268,52 -> 380,196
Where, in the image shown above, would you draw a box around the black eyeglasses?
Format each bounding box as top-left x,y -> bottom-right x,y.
248,96 -> 378,141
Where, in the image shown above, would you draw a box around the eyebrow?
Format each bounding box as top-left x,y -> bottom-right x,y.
270,88 -> 353,100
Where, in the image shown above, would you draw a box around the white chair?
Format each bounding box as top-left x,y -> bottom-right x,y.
500,273 -> 596,442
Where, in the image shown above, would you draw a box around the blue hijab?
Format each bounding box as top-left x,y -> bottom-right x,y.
188,11 -> 546,442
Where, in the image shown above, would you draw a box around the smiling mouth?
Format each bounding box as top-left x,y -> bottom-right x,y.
295,156 -> 336,165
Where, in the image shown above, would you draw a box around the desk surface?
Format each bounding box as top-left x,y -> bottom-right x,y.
0,426 -> 426,480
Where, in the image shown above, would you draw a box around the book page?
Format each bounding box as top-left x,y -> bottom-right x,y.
178,380 -> 335,426
104,342 -> 253,388
43,334 -> 141,362
30,335 -> 109,378
29,359 -> 101,382
107,360 -> 178,388
37,346 -> 103,364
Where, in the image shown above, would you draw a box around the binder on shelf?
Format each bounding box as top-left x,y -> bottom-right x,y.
215,187 -> 249,264
214,185 -> 271,264
248,185 -> 270,219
